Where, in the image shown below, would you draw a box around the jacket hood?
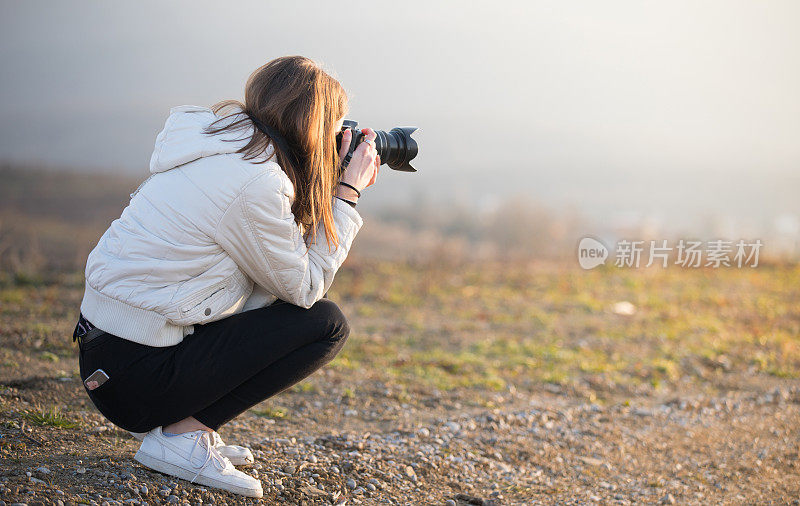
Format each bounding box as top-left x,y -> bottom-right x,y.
149,105 -> 271,174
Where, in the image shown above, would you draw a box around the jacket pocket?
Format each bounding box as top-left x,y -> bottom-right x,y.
168,280 -> 232,326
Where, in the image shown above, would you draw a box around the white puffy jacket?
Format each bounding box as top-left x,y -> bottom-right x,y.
80,105 -> 364,347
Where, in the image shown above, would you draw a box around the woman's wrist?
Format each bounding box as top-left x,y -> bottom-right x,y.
334,195 -> 357,208
337,181 -> 361,197
335,184 -> 360,203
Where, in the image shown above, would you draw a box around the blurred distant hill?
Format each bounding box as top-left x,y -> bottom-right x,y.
0,164 -> 589,279
1,164 -> 796,282
0,165 -> 140,276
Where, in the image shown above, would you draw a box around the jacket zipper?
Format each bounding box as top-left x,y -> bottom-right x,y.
181,287 -> 226,314
129,174 -> 155,200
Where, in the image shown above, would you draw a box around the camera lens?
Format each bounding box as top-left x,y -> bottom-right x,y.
375,127 -> 419,172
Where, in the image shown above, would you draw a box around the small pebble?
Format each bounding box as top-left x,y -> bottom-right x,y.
346,478 -> 357,489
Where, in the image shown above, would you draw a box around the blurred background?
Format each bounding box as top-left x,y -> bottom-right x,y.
1,0 -> 799,274
1,4 -> 799,502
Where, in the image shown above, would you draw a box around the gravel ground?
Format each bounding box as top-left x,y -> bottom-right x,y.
1,372 -> 799,505
2,262 -> 799,504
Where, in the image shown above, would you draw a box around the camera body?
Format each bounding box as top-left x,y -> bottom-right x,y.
337,120 -> 419,172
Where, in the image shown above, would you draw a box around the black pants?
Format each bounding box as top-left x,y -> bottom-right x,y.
76,298 -> 350,432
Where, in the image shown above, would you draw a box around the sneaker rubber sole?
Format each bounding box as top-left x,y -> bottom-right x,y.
134,447 -> 263,498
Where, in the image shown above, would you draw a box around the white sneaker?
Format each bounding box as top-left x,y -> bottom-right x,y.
211,431 -> 255,466
133,427 -> 262,498
130,429 -> 255,466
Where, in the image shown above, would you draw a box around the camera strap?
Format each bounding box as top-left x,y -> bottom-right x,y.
247,115 -> 305,170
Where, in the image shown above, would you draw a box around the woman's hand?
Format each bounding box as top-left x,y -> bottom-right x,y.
337,128 -> 380,199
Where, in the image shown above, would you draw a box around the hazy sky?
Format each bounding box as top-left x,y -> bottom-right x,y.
1,1 -> 798,232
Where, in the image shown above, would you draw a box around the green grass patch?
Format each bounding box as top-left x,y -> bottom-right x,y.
40,351 -> 60,362
250,406 -> 289,419
23,406 -> 80,429
0,288 -> 26,305
290,381 -> 318,394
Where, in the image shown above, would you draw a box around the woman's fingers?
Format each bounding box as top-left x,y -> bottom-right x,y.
362,128 -> 377,142
340,128 -> 381,191
368,155 -> 380,186
355,128 -> 377,156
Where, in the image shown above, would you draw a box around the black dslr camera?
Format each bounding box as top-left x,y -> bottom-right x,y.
336,120 -> 419,172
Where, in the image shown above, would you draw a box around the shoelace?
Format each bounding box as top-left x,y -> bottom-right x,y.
188,430 -> 230,482
211,431 -> 224,448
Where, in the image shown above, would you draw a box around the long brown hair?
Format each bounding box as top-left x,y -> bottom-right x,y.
205,56 -> 348,252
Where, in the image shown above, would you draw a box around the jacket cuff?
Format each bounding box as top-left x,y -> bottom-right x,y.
332,195 -> 364,229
